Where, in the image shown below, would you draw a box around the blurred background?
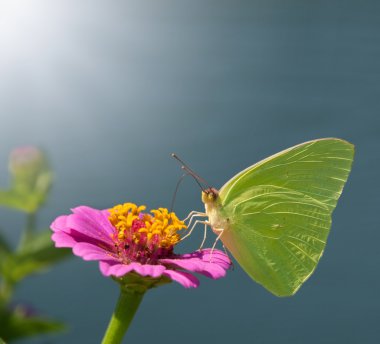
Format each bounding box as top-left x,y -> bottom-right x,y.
0,0 -> 379,343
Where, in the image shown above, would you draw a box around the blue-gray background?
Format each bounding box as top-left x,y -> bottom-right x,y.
0,0 -> 379,343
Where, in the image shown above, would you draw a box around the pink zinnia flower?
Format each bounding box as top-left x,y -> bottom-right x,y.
50,203 -> 231,288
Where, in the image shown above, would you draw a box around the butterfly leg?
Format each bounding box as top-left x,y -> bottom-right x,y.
183,213 -> 207,232
182,211 -> 206,223
187,215 -> 208,231
209,228 -> 225,262
198,222 -> 209,251
180,220 -> 209,241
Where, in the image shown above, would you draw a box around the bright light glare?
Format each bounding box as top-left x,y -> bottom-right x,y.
0,0 -> 148,122
0,0 -> 78,114
0,1 -> 56,65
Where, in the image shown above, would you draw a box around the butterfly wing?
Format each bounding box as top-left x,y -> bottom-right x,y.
217,138 -> 354,296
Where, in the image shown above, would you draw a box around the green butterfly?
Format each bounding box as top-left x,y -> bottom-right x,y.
181,138 -> 354,297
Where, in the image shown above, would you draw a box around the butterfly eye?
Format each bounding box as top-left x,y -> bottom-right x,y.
206,188 -> 219,201
201,188 -> 219,204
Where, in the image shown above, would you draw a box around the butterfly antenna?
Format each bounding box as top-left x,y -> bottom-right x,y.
171,153 -> 211,190
181,166 -> 206,191
169,172 -> 188,213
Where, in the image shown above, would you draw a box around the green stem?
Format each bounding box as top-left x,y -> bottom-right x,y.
18,211 -> 36,250
101,288 -> 145,344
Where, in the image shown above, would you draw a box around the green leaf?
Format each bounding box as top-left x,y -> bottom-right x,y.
0,190 -> 44,214
0,232 -> 10,257
0,233 -> 11,254
0,337 -> 6,344
0,234 -> 11,294
0,147 -> 53,213
0,305 -> 65,341
2,230 -> 71,283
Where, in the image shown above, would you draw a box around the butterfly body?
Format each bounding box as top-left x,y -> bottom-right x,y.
201,138 -> 354,297
202,189 -> 228,236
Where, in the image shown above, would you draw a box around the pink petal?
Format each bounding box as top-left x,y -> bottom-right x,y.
72,242 -> 114,261
163,270 -> 199,288
161,249 -> 231,279
99,260 -> 120,275
132,263 -> 166,278
51,231 -> 77,248
65,209 -> 114,247
72,206 -> 115,237
161,257 -> 226,279
100,262 -> 135,277
101,209 -> 111,217
62,228 -> 114,250
50,215 -> 69,233
101,262 -> 166,278
185,249 -> 232,270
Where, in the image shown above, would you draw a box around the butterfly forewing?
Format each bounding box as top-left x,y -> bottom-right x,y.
217,138 -> 354,296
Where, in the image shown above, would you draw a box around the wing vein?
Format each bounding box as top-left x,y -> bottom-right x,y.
285,241 -> 318,263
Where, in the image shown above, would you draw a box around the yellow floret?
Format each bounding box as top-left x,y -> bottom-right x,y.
108,202 -> 187,249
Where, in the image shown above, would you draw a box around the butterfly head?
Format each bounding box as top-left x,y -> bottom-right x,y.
201,187 -> 219,204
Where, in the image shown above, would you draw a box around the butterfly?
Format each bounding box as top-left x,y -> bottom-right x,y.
177,138 -> 354,296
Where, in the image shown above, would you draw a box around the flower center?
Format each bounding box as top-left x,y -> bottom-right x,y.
108,203 -> 187,263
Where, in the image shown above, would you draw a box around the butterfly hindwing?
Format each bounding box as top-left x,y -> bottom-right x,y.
217,138 -> 354,296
